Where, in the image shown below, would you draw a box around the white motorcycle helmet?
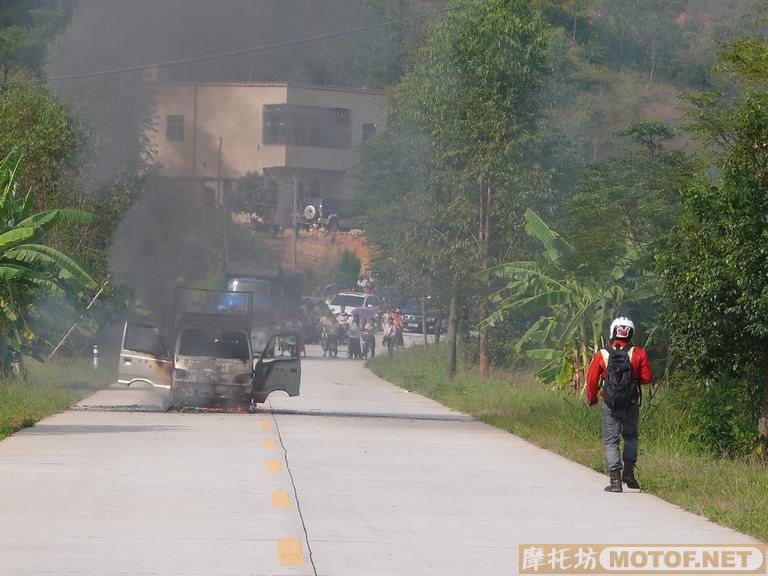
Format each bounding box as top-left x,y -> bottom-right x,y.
609,316 -> 635,340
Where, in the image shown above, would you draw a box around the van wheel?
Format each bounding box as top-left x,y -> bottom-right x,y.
327,218 -> 339,232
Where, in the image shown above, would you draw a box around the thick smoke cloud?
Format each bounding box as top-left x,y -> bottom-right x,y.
47,0 -> 418,180
108,179 -> 223,339
45,0 -> 424,334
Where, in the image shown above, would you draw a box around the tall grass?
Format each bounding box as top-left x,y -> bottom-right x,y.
370,345 -> 768,542
0,359 -> 110,439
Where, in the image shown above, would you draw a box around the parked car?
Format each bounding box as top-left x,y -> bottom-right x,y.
400,297 -> 444,333
326,292 -> 382,315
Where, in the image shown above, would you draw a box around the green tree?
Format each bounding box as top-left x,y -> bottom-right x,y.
562,121 -> 691,272
0,0 -> 76,84
234,171 -> 279,221
0,77 -> 80,191
0,154 -> 95,376
396,0 -> 551,376
658,38 -> 768,450
356,113 -> 476,375
485,209 -> 637,390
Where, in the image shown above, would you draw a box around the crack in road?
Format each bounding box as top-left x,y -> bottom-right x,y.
259,408 -> 474,422
68,404 -> 474,424
68,404 -> 168,413
268,399 -> 319,576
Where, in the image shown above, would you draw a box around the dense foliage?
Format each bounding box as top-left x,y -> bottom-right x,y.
358,2 -> 768,455
0,0 -> 76,83
0,154 -> 95,375
658,40 -> 768,451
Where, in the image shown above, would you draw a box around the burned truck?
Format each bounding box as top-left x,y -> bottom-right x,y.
168,287 -> 253,408
167,287 -> 302,409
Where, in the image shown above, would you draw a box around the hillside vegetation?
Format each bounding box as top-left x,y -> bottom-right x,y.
357,0 -> 768,459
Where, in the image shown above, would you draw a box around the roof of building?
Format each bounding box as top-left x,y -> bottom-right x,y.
153,81 -> 384,96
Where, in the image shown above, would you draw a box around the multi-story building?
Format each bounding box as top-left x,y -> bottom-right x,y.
149,82 -> 386,225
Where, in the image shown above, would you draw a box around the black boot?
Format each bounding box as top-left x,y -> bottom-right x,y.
604,469 -> 623,492
623,461 -> 640,490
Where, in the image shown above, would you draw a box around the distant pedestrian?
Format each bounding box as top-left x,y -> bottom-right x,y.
383,317 -> 397,357
337,305 -> 351,342
586,317 -> 653,493
348,316 -> 362,359
362,319 -> 376,359
393,309 -> 404,348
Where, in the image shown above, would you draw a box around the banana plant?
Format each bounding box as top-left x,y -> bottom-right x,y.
482,209 -> 635,391
0,154 -> 96,375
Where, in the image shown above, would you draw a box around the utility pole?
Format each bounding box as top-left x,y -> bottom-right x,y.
218,137 -> 229,269
292,177 -> 299,270
217,137 -> 224,207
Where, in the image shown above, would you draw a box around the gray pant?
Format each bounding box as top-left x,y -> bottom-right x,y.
601,402 -> 639,471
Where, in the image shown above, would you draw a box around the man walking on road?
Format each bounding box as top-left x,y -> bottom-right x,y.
586,317 -> 653,493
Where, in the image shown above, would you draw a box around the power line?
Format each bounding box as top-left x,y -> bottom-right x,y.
43,6 -> 465,83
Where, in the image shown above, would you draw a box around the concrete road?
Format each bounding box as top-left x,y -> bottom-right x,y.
0,346 -> 757,576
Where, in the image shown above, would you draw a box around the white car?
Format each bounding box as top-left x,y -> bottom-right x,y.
326,292 -> 381,315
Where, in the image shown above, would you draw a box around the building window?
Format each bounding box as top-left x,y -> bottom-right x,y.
263,106 -> 286,144
263,104 -> 351,149
166,114 -> 185,142
362,123 -> 377,141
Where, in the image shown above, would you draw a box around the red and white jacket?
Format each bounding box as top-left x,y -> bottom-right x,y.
585,339 -> 653,406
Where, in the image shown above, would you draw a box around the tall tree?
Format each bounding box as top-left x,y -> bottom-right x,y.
658,38 -> 768,449
398,0 -> 550,376
0,79 -> 80,191
356,116 -> 474,376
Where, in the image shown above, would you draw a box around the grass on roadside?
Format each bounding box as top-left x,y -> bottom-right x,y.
369,345 -> 768,542
0,359 -> 111,440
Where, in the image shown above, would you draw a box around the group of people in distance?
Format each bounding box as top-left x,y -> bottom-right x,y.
318,305 -> 405,359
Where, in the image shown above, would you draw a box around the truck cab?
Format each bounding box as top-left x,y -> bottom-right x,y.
170,318 -> 254,408
169,287 -> 301,409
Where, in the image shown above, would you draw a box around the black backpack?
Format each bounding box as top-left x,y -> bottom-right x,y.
602,344 -> 637,411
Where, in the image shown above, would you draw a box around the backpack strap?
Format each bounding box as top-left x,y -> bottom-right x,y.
601,344 -> 634,365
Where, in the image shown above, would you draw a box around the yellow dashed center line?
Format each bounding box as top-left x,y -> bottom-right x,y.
278,538 -> 305,566
272,490 -> 292,508
262,418 -> 302,568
